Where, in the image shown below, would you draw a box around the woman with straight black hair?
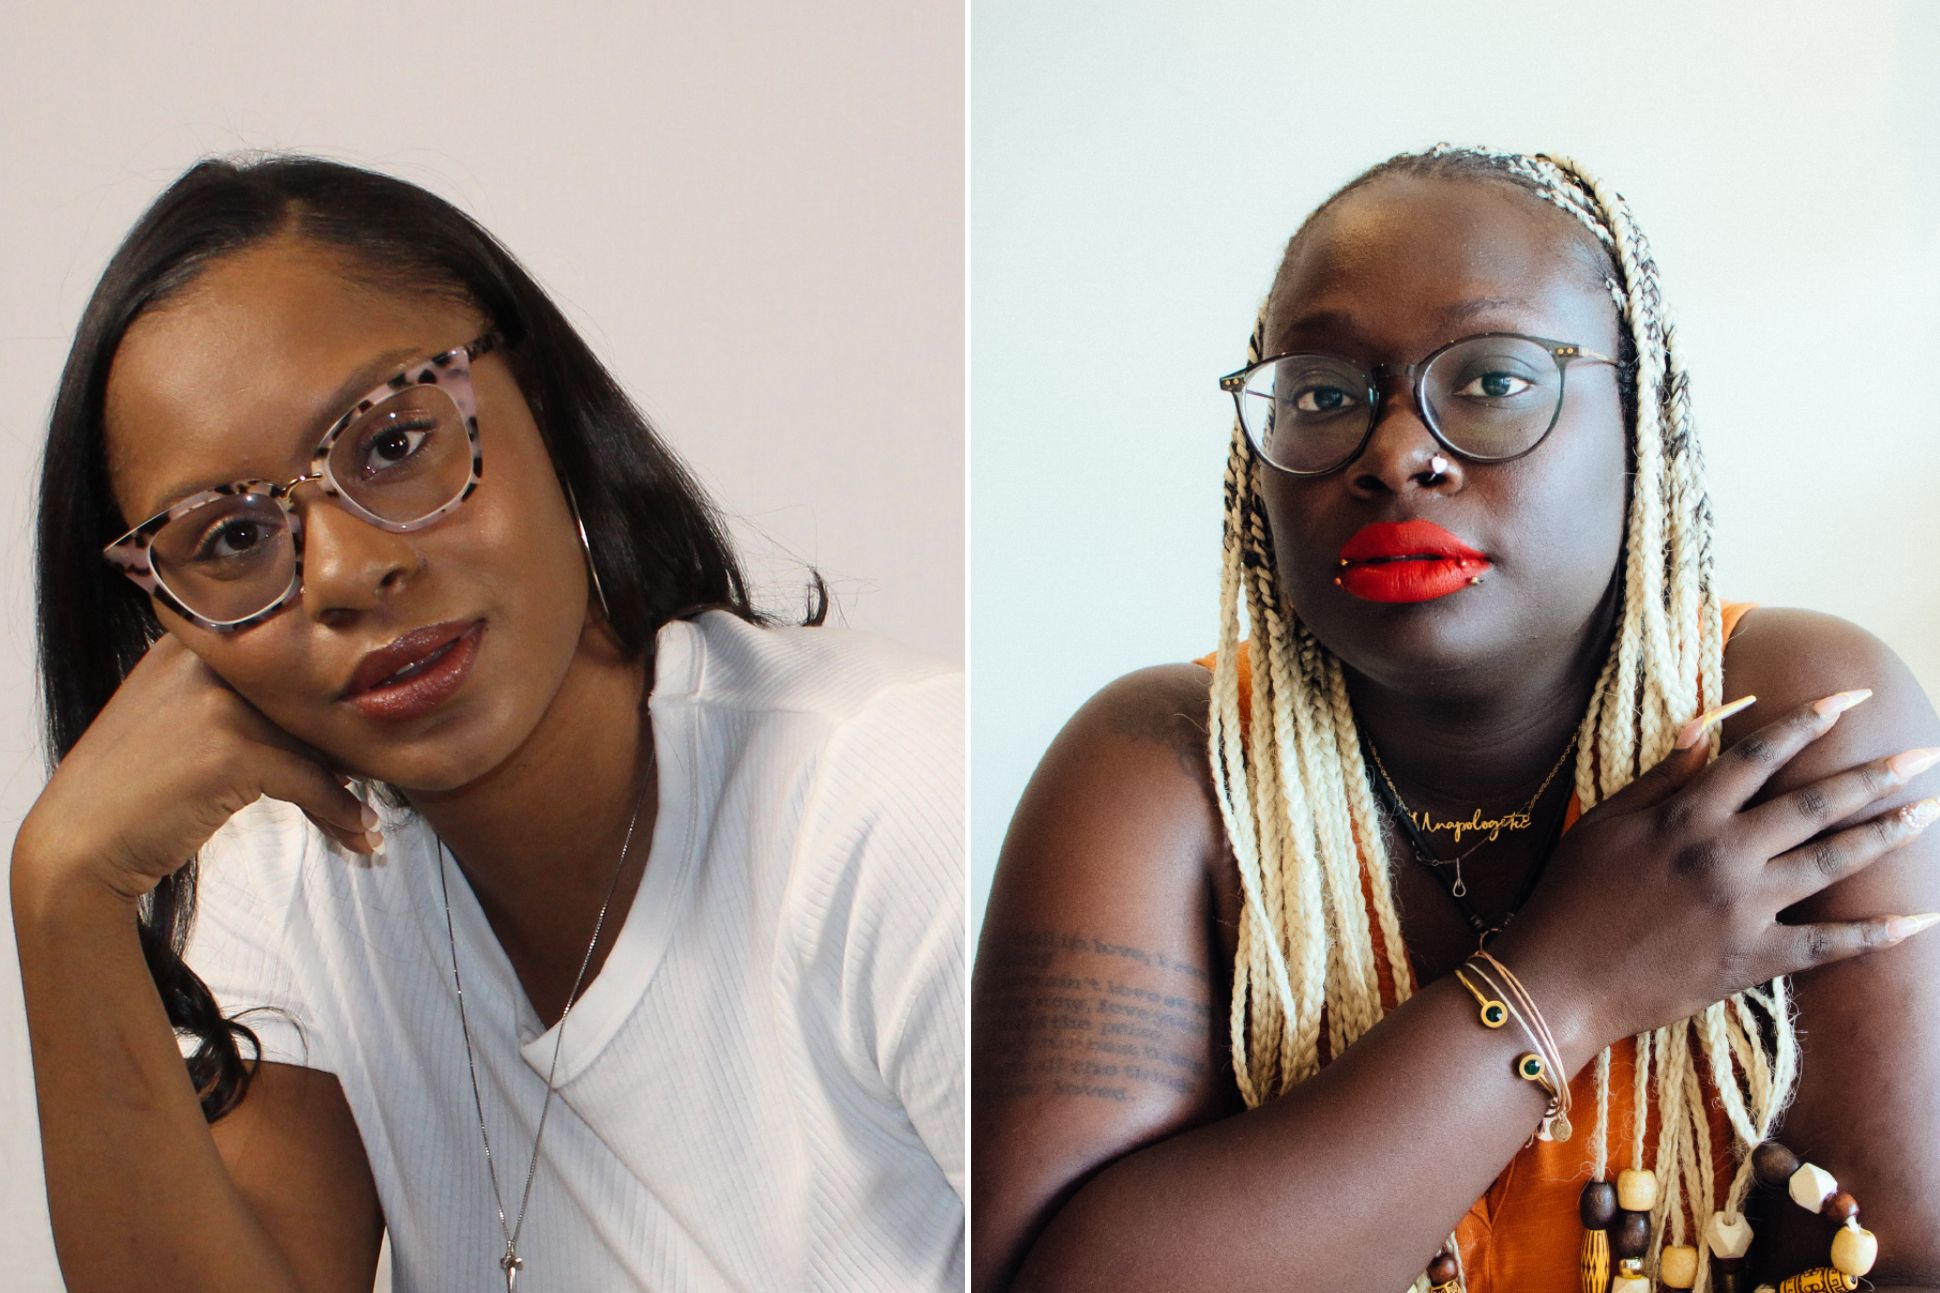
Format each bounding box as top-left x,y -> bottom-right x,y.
15,155 -> 964,1292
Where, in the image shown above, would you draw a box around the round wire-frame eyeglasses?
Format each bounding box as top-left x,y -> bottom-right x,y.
1217,331 -> 1625,476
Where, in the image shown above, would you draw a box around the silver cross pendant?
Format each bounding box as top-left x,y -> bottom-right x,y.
500,1244 -> 525,1292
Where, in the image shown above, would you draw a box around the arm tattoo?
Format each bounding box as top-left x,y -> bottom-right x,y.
979,930 -> 1215,1104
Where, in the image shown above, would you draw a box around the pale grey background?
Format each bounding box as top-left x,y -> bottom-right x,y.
1,2 -> 962,1287
972,0 -> 1940,942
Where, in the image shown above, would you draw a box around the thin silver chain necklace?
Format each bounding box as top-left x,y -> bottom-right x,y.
436,789 -> 644,1292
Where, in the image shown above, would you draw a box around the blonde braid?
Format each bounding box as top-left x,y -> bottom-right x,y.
1210,427 -> 1301,1105
1633,1026 -> 1654,1169
1251,577 -> 1328,1079
1326,658 -> 1417,1004
1211,145 -> 1802,1289
1295,645 -> 1383,1050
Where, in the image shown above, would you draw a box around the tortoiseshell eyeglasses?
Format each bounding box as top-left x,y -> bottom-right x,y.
104,332 -> 500,632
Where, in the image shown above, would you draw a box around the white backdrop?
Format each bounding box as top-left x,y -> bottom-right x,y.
0,2 -> 961,1287
971,1 -> 1940,941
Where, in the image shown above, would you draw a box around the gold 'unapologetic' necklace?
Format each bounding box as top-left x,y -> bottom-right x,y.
1367,735 -> 1577,848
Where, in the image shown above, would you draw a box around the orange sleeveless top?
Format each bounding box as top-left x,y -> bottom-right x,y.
1198,603 -> 1753,1289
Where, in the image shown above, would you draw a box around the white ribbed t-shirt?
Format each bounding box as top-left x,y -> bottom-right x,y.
182,612 -> 964,1292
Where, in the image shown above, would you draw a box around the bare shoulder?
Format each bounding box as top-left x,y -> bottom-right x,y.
212,1061 -> 385,1293
1723,607 -> 1921,722
985,662 -> 1227,918
1721,607 -> 1940,1278
1721,607 -> 1940,851
1055,662 -> 1221,780
972,663 -> 1237,1293
1718,603 -> 1939,959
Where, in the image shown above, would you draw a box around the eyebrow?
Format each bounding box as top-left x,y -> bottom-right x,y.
140,345 -> 427,518
1275,296 -> 1539,345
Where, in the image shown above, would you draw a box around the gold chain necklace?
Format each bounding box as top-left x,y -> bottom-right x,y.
1367,734 -> 1577,849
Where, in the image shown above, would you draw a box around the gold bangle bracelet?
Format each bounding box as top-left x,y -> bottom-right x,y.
1452,968 -> 1510,1029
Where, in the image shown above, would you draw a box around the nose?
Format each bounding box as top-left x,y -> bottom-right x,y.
291,487 -> 421,626
1342,375 -> 1463,497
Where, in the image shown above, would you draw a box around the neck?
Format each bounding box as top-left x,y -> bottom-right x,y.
1350,593 -> 1617,810
413,619 -> 654,1025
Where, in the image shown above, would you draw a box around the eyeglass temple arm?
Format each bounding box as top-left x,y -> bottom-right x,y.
1551,344 -> 1626,367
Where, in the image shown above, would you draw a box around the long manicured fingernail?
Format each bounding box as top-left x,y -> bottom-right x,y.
1812,688 -> 1873,718
365,829 -> 385,852
1675,695 -> 1757,749
1885,912 -> 1940,941
1903,798 -> 1940,830
1889,748 -> 1940,781
360,805 -> 379,830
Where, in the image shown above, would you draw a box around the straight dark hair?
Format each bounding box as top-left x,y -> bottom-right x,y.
37,154 -> 818,1120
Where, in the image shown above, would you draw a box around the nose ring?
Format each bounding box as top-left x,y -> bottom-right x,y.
1427,454 -> 1451,479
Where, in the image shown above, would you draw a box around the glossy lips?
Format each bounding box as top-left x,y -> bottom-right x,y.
343,620 -> 484,721
1337,520 -> 1491,604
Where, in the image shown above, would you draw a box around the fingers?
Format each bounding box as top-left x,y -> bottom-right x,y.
253,749 -> 382,855
217,694 -> 377,851
1749,747 -> 1940,855
300,777 -> 386,856
1688,690 -> 1874,813
1777,910 -> 1940,976
1623,695 -> 1760,810
1673,694 -> 1762,752
300,806 -> 383,855
1769,796 -> 1940,905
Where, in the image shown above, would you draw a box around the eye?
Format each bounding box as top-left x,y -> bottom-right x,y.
1291,384 -> 1358,415
356,415 -> 437,477
188,513 -> 281,564
1454,370 -> 1537,400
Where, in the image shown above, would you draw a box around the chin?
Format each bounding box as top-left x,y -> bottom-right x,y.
345,730 -> 523,797
1300,581 -> 1525,684
304,680 -> 537,795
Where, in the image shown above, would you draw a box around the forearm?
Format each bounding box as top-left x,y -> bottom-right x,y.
1010,956 -> 1600,1292
13,851 -> 304,1293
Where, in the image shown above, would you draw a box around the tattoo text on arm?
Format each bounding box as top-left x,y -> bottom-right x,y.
981,930 -> 1216,1104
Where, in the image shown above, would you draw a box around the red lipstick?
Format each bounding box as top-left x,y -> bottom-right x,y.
342,620 -> 484,722
1337,520 -> 1491,604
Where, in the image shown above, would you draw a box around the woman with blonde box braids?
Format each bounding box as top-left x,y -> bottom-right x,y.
972,146 -> 1940,1291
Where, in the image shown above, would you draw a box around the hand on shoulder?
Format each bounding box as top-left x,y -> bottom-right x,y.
1720,606 -> 1940,909
1718,607 -> 1940,1278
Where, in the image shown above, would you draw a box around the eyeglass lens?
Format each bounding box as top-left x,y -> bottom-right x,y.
1236,335 -> 1564,474
148,385 -> 473,623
